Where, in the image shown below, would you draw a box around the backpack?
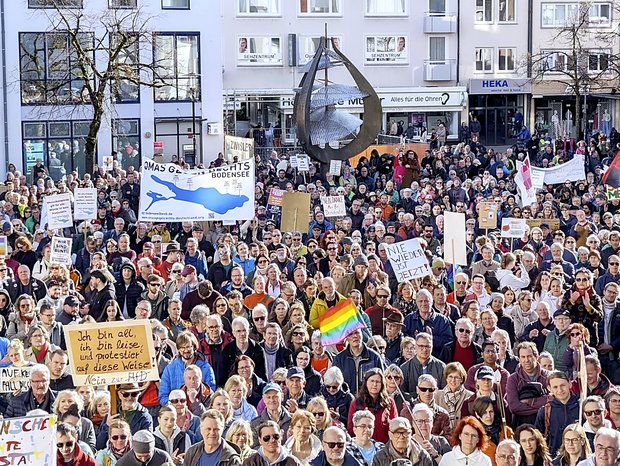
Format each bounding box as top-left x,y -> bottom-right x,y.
484,270 -> 501,292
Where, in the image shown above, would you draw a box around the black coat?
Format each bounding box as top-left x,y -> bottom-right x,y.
115,275 -> 145,319
89,284 -> 116,321
438,341 -> 483,369
5,388 -> 57,418
7,277 -> 47,303
222,338 -> 267,381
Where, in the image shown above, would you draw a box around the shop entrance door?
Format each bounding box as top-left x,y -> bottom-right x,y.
483,109 -> 508,146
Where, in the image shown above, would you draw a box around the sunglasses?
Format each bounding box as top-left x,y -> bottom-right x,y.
610,262 -> 620,266
570,332 -> 582,337
57,441 -> 75,449
111,435 -> 128,441
458,328 -> 472,334
170,399 -> 186,404
325,385 -> 339,390
418,387 -> 436,393
312,412 -> 325,417
121,392 -> 138,398
585,409 -> 603,416
456,281 -> 467,285
262,434 -> 281,443
253,316 -> 266,321
325,441 -> 345,449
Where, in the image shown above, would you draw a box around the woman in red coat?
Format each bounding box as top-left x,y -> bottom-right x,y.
347,368 -> 398,443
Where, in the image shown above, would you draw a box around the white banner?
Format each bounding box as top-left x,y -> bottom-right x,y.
0,414 -> 57,465
443,211 -> 468,265
501,218 -> 528,238
73,188 -> 98,220
139,159 -> 255,222
224,135 -> 254,162
297,155 -> 310,172
515,157 -> 537,206
0,366 -> 32,393
50,237 -> 73,265
386,238 -> 431,282
321,196 -> 346,217
530,154 -> 586,188
329,160 -> 343,176
42,193 -> 73,229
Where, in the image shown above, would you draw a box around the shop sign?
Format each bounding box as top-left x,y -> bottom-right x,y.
469,79 -> 532,95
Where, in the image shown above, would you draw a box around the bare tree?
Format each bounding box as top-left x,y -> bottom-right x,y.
22,0 -> 166,174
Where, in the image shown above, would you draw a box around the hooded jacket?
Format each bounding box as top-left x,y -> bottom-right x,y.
140,288 -> 169,321
159,352 -> 216,405
114,262 -> 145,319
153,426 -> 191,456
309,291 -> 347,329
535,394 -> 580,456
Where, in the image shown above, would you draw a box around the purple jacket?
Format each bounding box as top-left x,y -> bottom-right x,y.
506,365 -> 550,417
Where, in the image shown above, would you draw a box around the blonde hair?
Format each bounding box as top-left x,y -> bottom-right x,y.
224,375 -> 248,397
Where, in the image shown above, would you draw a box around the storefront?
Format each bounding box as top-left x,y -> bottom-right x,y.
468,79 -> 531,146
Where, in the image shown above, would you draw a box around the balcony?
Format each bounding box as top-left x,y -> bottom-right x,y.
423,12 -> 457,33
424,60 -> 456,81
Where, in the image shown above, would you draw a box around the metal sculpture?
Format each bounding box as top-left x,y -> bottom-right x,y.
293,33 -> 382,164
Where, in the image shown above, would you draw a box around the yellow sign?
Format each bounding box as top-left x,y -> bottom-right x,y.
478,202 -> 498,230
525,218 -> 561,231
64,321 -> 159,386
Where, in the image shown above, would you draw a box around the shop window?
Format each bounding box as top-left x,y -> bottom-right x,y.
298,36 -> 342,65
498,48 -> 515,71
239,0 -> 280,15
429,0 -> 446,15
365,36 -> 408,65
237,36 -> 282,66
29,0 -> 82,7
541,3 -> 579,27
475,48 -> 493,72
499,0 -> 515,22
162,0 -> 189,8
475,0 -> 493,22
154,33 -> 200,101
111,33 -> 140,103
365,0 -> 405,15
542,51 -> 575,72
112,119 -> 141,171
300,0 -> 341,15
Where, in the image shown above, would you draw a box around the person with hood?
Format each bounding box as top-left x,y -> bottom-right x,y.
115,430 -> 172,466
307,211 -> 333,237
0,288 -> 13,335
543,310 -> 572,373
153,405 -> 191,463
309,277 -> 346,329
372,417 -> 433,466
115,261 -> 144,319
140,274 -> 168,321
183,410 -> 241,466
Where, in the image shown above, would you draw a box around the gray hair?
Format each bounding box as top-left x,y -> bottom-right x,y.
496,439 -> 521,460
418,374 -> 438,388
456,317 -> 475,333
584,395 -> 606,411
415,332 -> 433,346
30,364 -> 50,380
352,409 -> 375,426
412,403 -> 434,420
232,316 -> 250,331
206,314 -> 222,326
189,305 -> 209,324
415,289 -> 433,304
311,330 -> 321,342
323,366 -> 344,387
252,304 -> 268,317
594,427 -> 620,453
385,364 -> 404,379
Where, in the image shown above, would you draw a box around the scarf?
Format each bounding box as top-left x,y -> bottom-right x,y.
485,420 -> 502,445
443,386 -> 465,424
264,344 -> 279,380
33,343 -> 48,363
109,439 -> 132,460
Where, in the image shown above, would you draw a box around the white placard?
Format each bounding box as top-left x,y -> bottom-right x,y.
0,366 -> 32,393
321,196 -> 346,217
43,193 -> 73,229
73,188 -> 98,220
443,211 -> 468,265
297,155 -> 310,172
290,155 -> 298,169
386,238 -> 431,282
501,218 -> 528,238
329,160 -> 343,176
102,155 -> 114,172
0,414 -> 57,465
50,236 -> 73,265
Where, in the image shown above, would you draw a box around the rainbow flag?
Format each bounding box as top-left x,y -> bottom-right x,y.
319,298 -> 366,346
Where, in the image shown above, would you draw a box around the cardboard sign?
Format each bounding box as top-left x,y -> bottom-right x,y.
0,414 -> 57,465
224,135 -> 254,161
281,192 -> 311,233
478,202 -> 498,229
321,196 -> 346,217
501,218 -> 528,238
0,366 -> 32,393
443,211 -> 468,265
0,236 -> 6,257
50,237 -> 73,266
526,218 -> 561,231
64,320 -> 159,386
73,188 -> 98,220
385,238 -> 431,282
43,193 -> 73,229
297,155 -> 310,172
329,160 -> 343,176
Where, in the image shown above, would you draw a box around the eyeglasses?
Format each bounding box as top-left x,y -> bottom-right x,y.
253,316 -> 266,321
497,455 -> 518,462
418,387 -> 436,393
610,262 -> 620,266
262,434 -> 281,443
111,435 -> 128,441
377,295 -> 389,299
575,278 -> 589,282
292,332 -> 304,337
390,431 -> 411,438
585,409 -> 603,416
458,328 -> 472,334
456,281 -> 467,285
595,444 -> 618,455
120,392 -> 138,398
355,424 -> 373,429
171,270 -> 182,274
170,398 -> 186,404
57,441 -> 74,449
564,437 -> 582,444
325,441 -> 345,448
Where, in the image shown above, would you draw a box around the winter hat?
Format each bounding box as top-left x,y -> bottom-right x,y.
132,430 -> 155,455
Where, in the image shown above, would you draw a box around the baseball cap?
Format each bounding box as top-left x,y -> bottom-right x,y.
181,265 -> 196,277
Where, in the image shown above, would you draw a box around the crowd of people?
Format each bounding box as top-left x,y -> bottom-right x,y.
2,131 -> 620,466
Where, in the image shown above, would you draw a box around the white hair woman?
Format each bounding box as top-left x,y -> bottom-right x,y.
225,375 -> 258,422
225,419 -> 255,462
351,409 -> 383,466
320,366 -> 353,425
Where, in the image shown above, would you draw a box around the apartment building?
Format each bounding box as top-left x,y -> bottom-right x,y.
0,0 -> 223,178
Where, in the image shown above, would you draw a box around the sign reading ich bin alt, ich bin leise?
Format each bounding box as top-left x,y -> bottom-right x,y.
64,320 -> 159,386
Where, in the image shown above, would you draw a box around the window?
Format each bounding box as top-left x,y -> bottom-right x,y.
19,32 -> 94,105
300,0 -> 341,15
298,35 -> 342,65
111,33 -> 140,103
542,51 -> 575,72
589,3 -> 611,26
365,36 -> 408,64
589,52 -> 609,72
238,0 -> 280,15
109,0 -> 136,7
498,48 -> 515,71
28,0 -> 82,7
475,0 -> 492,22
429,37 -> 446,61
475,47 -> 493,72
112,119 -> 141,171
541,4 -> 579,27
237,36 -> 282,66
162,0 -> 189,8
366,0 -> 406,15
429,0 -> 446,15
154,33 -> 200,101
22,120 -> 90,178
499,0 -> 515,21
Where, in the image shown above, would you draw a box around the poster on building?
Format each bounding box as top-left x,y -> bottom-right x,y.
478,202 -> 498,229
281,192 -> 311,233
321,196 -> 346,217
237,36 -> 282,66
444,212 -> 468,265
50,237 -> 73,266
224,135 -> 254,162
298,35 -> 343,65
501,218 -> 528,238
365,35 -> 408,64
42,193 -> 73,229
64,320 -> 158,386
329,160 -> 343,176
73,188 -> 98,220
0,366 -> 32,393
0,414 -> 57,465
385,238 -> 431,282
138,159 -> 255,222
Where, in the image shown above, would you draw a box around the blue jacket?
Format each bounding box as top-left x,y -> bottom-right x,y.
535,394 -> 580,456
233,256 -> 256,277
96,403 -> 153,450
158,353 -> 216,405
595,272 -> 620,296
184,251 -> 207,279
403,311 -> 454,359
332,344 -> 383,396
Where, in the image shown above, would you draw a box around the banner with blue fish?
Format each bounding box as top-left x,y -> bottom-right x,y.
139,159 -> 255,222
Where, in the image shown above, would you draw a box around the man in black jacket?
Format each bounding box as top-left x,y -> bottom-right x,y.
115,261 -> 144,319
7,264 -> 46,303
6,364 -> 56,417
222,316 -> 267,380
88,269 -> 116,321
261,323 -> 293,381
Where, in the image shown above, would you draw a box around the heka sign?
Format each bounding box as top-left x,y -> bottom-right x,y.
469,79 -> 532,95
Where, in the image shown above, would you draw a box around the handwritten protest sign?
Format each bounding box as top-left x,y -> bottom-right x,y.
478,202 -> 498,229
50,237 -> 73,266
0,414 -> 57,465
0,366 -> 32,393
321,196 -> 346,217
385,238 -> 431,282
297,155 -> 310,172
73,188 -> 98,220
329,160 -> 342,176
64,320 -> 158,386
43,193 -> 73,229
0,236 -> 6,257
290,155 -> 298,169
501,218 -> 527,238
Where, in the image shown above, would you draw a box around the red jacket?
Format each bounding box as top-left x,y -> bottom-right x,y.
57,443 -> 96,466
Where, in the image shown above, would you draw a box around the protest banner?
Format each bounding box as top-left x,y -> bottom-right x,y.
478,202 -> 498,229
0,236 -> 6,257
266,188 -> 285,222
102,155 -> 114,171
73,187 -> 98,220
50,237 -> 73,265
501,218 -> 528,238
607,185 -> 620,201
329,160 -> 343,176
321,196 -> 346,217
297,155 -> 310,172
42,193 -> 73,229
385,238 -> 431,282
290,155 -> 298,169
138,159 -> 255,222
529,155 -> 586,188
526,218 -> 561,231
64,320 -> 158,386
0,366 -> 32,393
0,413 -> 57,465
225,135 -> 254,162
281,192 -> 311,233
443,212 -> 468,265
